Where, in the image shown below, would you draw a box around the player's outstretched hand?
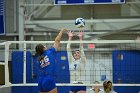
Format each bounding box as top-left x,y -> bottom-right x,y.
78,31 -> 84,40
136,36 -> 140,40
67,31 -> 74,38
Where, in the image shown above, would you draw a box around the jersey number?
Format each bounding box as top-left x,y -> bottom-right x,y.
40,56 -> 50,68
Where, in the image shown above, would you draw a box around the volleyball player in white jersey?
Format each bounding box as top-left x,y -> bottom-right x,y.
88,81 -> 104,93
67,31 -> 87,93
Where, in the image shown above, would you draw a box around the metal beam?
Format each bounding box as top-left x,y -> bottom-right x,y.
6,40 -> 138,44
37,0 -> 54,16
92,24 -> 140,39
28,0 -> 45,20
18,2 -> 25,50
130,4 -> 140,15
4,30 -> 140,36
126,1 -> 140,4
25,18 -> 140,24
20,1 -> 140,6
21,4 -> 54,7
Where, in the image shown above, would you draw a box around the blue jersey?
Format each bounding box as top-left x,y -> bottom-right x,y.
38,47 -> 56,77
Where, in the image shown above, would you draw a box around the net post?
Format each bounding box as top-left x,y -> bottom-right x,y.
23,42 -> 26,84
4,42 -> 10,85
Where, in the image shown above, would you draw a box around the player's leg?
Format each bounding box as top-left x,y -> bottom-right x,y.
77,91 -> 86,93
69,91 -> 74,93
48,88 -> 57,93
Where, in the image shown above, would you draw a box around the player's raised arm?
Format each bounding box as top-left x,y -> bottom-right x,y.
67,31 -> 74,63
78,31 -> 87,64
53,28 -> 67,51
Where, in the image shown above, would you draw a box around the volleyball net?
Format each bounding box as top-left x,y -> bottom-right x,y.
0,40 -> 140,89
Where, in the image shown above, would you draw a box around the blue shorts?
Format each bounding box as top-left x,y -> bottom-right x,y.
70,86 -> 86,92
38,76 -> 56,92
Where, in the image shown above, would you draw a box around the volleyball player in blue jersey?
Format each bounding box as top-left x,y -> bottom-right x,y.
35,28 -> 67,93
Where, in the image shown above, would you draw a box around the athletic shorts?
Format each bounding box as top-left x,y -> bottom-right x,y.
70,86 -> 86,93
38,76 -> 56,92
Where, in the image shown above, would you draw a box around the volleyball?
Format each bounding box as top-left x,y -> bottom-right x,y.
75,17 -> 85,28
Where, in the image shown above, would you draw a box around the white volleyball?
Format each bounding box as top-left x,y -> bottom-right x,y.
75,17 -> 85,28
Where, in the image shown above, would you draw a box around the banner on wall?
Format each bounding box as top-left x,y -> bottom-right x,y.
54,0 -> 125,5
0,0 -> 5,35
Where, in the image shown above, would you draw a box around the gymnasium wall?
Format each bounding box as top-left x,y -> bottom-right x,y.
10,50 -> 140,93
11,51 -> 70,93
113,50 -> 140,93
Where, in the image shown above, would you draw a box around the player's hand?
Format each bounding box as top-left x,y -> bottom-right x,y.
136,36 -> 140,40
67,31 -> 74,38
78,31 -> 84,40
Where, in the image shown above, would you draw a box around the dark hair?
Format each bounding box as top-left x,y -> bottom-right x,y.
75,49 -> 80,52
72,49 -> 80,56
103,80 -> 112,91
35,44 -> 45,56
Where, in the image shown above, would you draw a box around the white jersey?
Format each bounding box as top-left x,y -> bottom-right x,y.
67,42 -> 87,83
88,88 -> 104,93
69,56 -> 86,83
87,88 -> 116,93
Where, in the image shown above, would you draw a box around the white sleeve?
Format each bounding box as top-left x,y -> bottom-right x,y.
79,44 -> 87,64
67,41 -> 73,64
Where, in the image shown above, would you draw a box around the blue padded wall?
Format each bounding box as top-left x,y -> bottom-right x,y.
11,51 -> 32,83
113,50 -> 140,93
12,51 -> 70,93
55,51 -> 70,93
32,54 -> 39,83
55,51 -> 70,83
11,51 -> 38,93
